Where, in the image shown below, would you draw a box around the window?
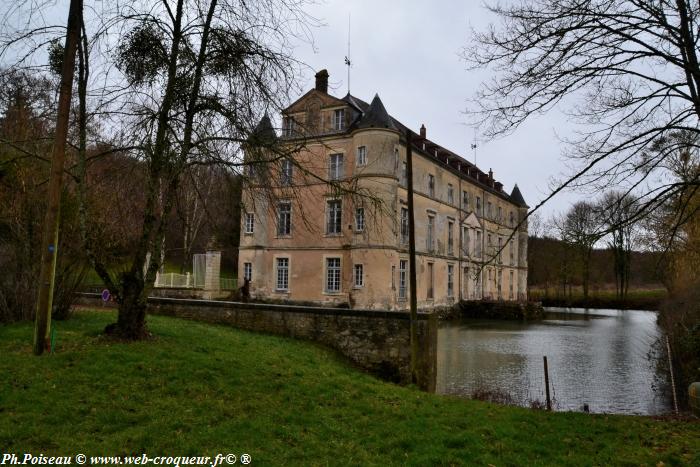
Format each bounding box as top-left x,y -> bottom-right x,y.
510,211 -> 515,227
282,116 -> 295,137
476,196 -> 482,214
447,184 -> 454,205
447,220 -> 454,256
488,268 -> 492,298
243,262 -> 252,281
487,201 -> 493,219
357,146 -> 367,166
476,230 -> 482,257
277,201 -> 291,236
427,215 -> 435,251
333,109 -> 345,130
498,236 -> 503,263
329,153 -> 344,180
355,207 -> 365,232
463,266 -> 469,298
428,174 -> 435,197
427,263 -> 434,299
510,241 -> 515,266
509,270 -> 514,300
244,212 -> 255,234
476,271 -> 481,299
326,258 -> 341,292
394,148 -> 400,170
462,226 -> 470,255
326,199 -> 342,234
399,260 -> 408,299
400,207 -> 409,244
391,265 -> 396,290
276,258 -> 289,291
354,264 -> 364,288
447,264 -> 454,297
401,161 -> 407,186
497,269 -> 503,299
498,206 -> 503,222
281,159 -> 293,186
462,190 -> 469,210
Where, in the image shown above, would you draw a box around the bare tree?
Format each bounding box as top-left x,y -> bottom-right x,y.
466,1 -> 700,230
597,192 -> 639,300
555,201 -> 601,299
0,0 -> 321,339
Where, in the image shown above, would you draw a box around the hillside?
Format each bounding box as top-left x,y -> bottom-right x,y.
1,310 -> 698,465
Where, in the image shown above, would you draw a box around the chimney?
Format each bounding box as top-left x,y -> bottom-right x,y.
315,69 -> 329,93
420,124 -> 426,139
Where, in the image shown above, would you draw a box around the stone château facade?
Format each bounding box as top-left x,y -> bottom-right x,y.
238,70 -> 528,310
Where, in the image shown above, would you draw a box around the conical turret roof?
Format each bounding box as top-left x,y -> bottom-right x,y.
510,184 -> 528,208
247,113 -> 277,145
356,94 -> 397,130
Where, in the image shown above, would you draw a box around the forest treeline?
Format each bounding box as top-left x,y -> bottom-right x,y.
528,236 -> 665,294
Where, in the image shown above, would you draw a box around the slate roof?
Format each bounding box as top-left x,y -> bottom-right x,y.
247,113 -> 277,145
510,184 -> 529,208
355,94 -> 397,130
289,89 -> 525,208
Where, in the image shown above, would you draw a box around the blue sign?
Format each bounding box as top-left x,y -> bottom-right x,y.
101,289 -> 111,302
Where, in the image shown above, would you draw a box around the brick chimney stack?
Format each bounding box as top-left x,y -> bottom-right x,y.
420,124 -> 426,139
315,69 -> 329,93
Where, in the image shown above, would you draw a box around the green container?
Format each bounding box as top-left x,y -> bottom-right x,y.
690,382 -> 700,416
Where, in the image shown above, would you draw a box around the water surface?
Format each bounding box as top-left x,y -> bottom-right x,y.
436,307 -> 671,415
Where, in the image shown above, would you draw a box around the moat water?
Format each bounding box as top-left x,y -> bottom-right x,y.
436,307 -> 672,415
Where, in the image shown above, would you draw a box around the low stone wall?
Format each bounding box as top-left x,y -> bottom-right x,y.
76,294 -> 437,390
441,300 -> 544,321
82,286 -> 232,301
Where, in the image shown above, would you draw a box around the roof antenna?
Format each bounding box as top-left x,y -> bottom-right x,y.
470,129 -> 478,167
344,12 -> 352,94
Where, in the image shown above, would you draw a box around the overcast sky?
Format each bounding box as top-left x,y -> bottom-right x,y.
291,0 -> 582,220
30,0 -> 580,219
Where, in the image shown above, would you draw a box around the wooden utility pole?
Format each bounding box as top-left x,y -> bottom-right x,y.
33,0 -> 83,355
543,356 -> 552,411
406,129 -> 419,383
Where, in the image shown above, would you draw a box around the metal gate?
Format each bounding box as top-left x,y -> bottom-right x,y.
192,253 -> 206,288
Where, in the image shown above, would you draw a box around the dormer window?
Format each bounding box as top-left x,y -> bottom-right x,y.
282,116 -> 295,137
334,109 -> 345,130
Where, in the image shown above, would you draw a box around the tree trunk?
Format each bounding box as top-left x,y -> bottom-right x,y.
33,0 -> 83,355
582,248 -> 591,300
106,271 -> 149,339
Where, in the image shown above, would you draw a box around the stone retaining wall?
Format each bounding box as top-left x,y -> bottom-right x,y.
77,294 -> 437,390
441,300 -> 544,321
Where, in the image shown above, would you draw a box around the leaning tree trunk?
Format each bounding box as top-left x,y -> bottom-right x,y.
106,0 -> 217,339
108,271 -> 149,339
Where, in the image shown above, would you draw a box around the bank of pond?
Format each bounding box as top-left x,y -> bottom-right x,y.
438,307 -> 673,415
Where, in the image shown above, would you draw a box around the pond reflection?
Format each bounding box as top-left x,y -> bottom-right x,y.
436,308 -> 671,415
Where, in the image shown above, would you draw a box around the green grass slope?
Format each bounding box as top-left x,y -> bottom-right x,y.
1,310 -> 698,466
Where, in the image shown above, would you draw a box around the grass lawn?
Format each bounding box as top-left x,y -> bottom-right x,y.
1,310 -> 698,466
